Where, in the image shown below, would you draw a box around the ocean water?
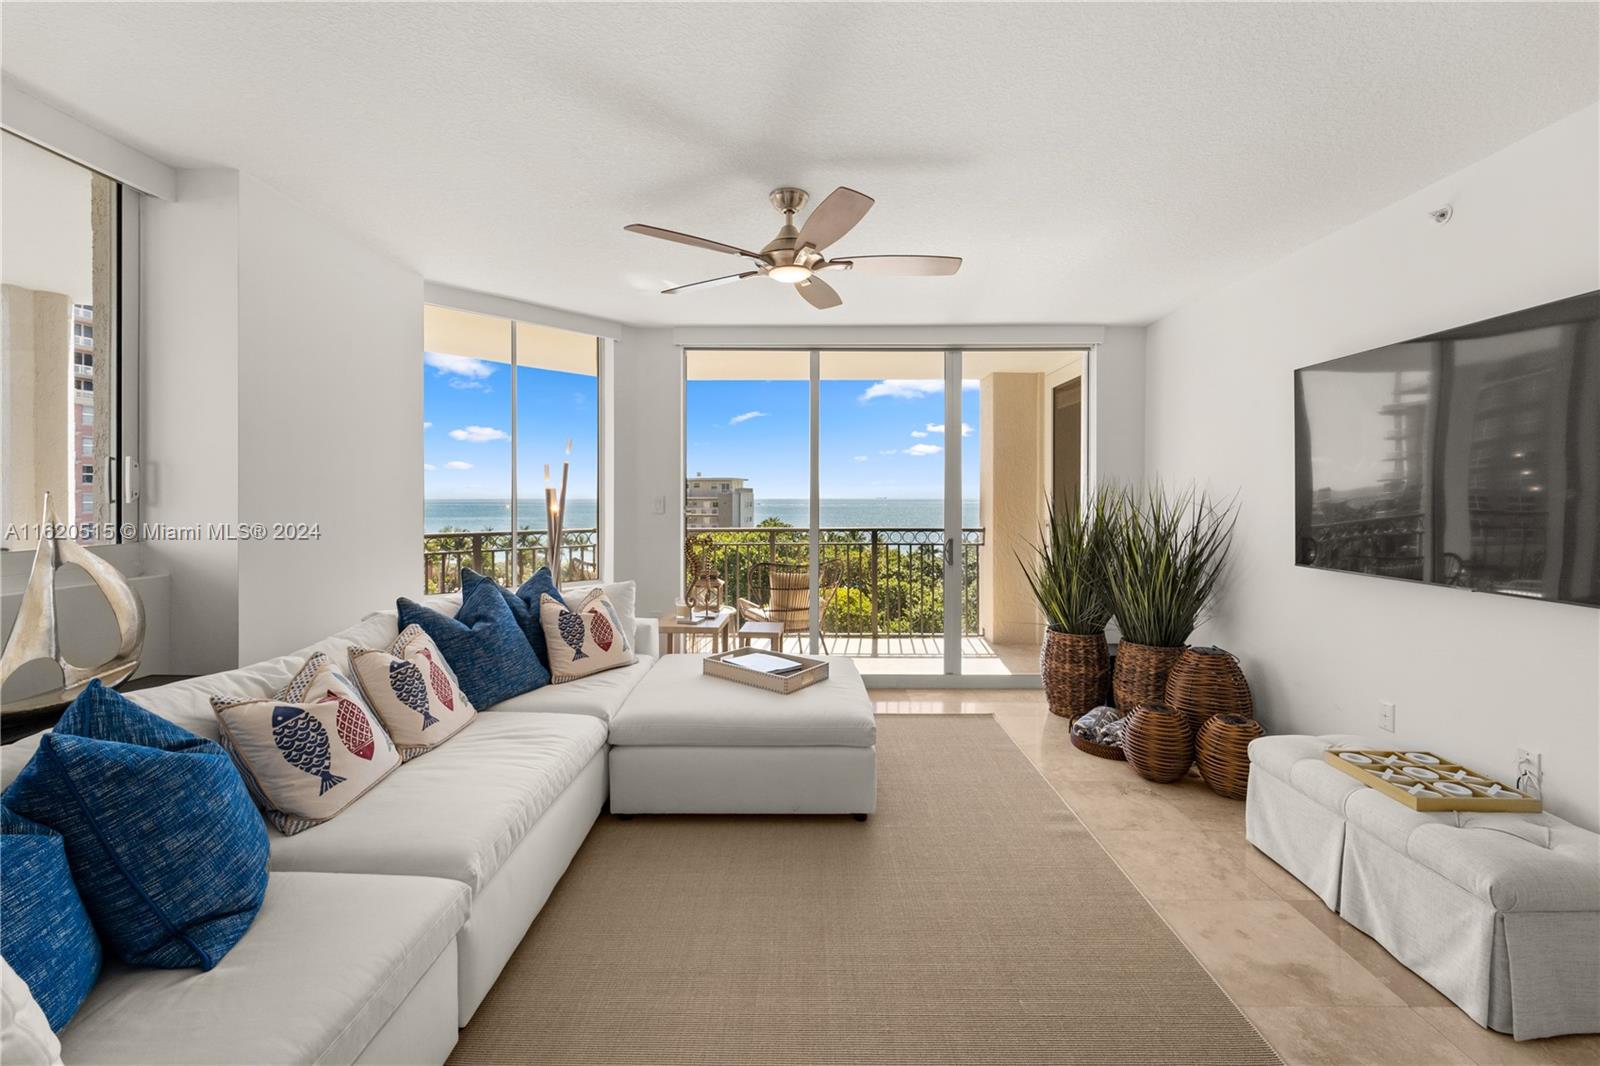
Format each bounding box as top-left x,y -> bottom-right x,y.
425,498 -> 979,532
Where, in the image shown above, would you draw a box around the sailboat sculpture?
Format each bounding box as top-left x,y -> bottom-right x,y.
0,494 -> 145,714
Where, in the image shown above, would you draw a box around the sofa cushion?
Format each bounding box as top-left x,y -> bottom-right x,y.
400,577 -> 548,708
1247,733 -> 1371,783
509,567 -> 565,668
1,957 -> 62,1066
212,654 -> 402,836
267,712 -> 606,895
56,871 -> 468,1066
541,588 -> 636,683
609,654 -> 876,748
488,655 -> 654,722
0,810 -> 100,1032
564,580 -> 637,645
3,684 -> 269,971
348,625 -> 476,761
1345,789 -> 1600,913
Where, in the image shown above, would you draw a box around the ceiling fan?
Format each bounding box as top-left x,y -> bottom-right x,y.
624,187 -> 961,310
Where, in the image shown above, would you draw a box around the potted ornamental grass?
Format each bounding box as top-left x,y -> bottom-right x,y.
1103,484 -> 1237,711
1020,486 -> 1116,719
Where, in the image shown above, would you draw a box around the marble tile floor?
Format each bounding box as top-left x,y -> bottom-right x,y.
874,690 -> 1600,1066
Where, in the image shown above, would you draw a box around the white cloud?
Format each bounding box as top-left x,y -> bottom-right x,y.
925,422 -> 974,437
859,378 -> 980,402
879,448 -> 898,455
444,460 -> 473,470
422,421 -> 432,430
903,443 -> 942,457
423,463 -> 436,471
859,379 -> 943,402
424,351 -> 494,379
728,410 -> 767,425
448,425 -> 510,443
448,379 -> 489,392
852,455 -> 868,463
910,430 -> 929,438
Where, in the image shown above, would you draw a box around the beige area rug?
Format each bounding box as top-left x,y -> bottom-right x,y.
449,715 -> 1279,1065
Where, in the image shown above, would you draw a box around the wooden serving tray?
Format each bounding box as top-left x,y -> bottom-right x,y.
703,648 -> 830,695
1324,749 -> 1541,813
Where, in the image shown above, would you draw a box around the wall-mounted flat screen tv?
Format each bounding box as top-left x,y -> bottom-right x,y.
1294,290 -> 1599,607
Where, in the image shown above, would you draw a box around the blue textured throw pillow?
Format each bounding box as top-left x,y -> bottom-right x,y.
512,567 -> 565,667
2,681 -> 270,971
399,575 -> 548,707
0,807 -> 101,1031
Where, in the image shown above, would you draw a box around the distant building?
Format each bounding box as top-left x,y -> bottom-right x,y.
685,475 -> 755,528
72,303 -> 97,535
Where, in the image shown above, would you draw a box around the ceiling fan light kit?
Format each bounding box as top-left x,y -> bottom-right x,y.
624,186 -> 961,310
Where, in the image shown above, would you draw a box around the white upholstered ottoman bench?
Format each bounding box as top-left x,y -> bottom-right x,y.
1248,733 -> 1600,1040
607,654 -> 877,817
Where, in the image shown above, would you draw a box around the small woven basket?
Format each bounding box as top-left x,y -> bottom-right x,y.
1165,645 -> 1253,736
1112,641 -> 1186,711
1195,714 -> 1263,800
1123,703 -> 1194,784
1041,630 -> 1109,720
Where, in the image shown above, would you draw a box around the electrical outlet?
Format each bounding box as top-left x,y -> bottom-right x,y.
1516,749 -> 1543,795
1378,701 -> 1396,733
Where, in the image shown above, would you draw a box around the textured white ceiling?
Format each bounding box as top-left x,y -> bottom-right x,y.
4,3 -> 1595,327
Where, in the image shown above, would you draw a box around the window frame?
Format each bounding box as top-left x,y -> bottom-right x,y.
0,134 -> 141,559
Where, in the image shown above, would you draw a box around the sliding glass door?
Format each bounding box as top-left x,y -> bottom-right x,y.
683,347 -> 1089,683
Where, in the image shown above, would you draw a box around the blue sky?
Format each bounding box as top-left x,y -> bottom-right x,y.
425,352 -> 982,501
686,377 -> 980,499
423,353 -> 599,501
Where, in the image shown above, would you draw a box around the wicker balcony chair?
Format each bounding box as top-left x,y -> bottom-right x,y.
737,561 -> 842,653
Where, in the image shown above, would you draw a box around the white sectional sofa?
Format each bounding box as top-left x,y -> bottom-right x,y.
0,591 -> 658,1065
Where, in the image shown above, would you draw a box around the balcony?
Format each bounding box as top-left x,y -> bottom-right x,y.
421,525 -> 1039,674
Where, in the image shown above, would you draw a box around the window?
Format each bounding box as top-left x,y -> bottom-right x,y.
421,305 -> 603,593
2,131 -> 132,547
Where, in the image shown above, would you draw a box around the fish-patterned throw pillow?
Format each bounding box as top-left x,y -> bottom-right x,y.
348,625 -> 477,760
210,654 -> 400,836
539,587 -> 635,683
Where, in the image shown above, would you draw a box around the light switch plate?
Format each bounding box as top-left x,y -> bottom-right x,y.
1378,701 -> 1395,733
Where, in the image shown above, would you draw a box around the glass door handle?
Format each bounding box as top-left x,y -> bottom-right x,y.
944,537 -> 955,566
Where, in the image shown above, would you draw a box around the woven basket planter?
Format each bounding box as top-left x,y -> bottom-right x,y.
1041,630 -> 1109,720
1196,713 -> 1264,800
1165,645 -> 1254,736
1112,641 -> 1186,711
1123,703 -> 1194,784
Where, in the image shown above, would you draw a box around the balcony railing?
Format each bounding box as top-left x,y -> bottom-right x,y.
423,528 -> 598,594
421,525 -> 986,655
687,526 -> 985,652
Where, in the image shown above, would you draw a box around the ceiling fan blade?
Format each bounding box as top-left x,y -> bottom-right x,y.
833,255 -> 962,276
624,223 -> 761,260
795,187 -> 874,252
661,271 -> 760,294
795,275 -> 843,310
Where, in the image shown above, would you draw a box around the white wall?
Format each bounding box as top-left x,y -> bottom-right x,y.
141,169 -> 423,671
141,169 -> 241,675
1144,104 -> 1600,829
612,326 -> 683,618
236,175 -> 423,663
1091,326 -> 1146,489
